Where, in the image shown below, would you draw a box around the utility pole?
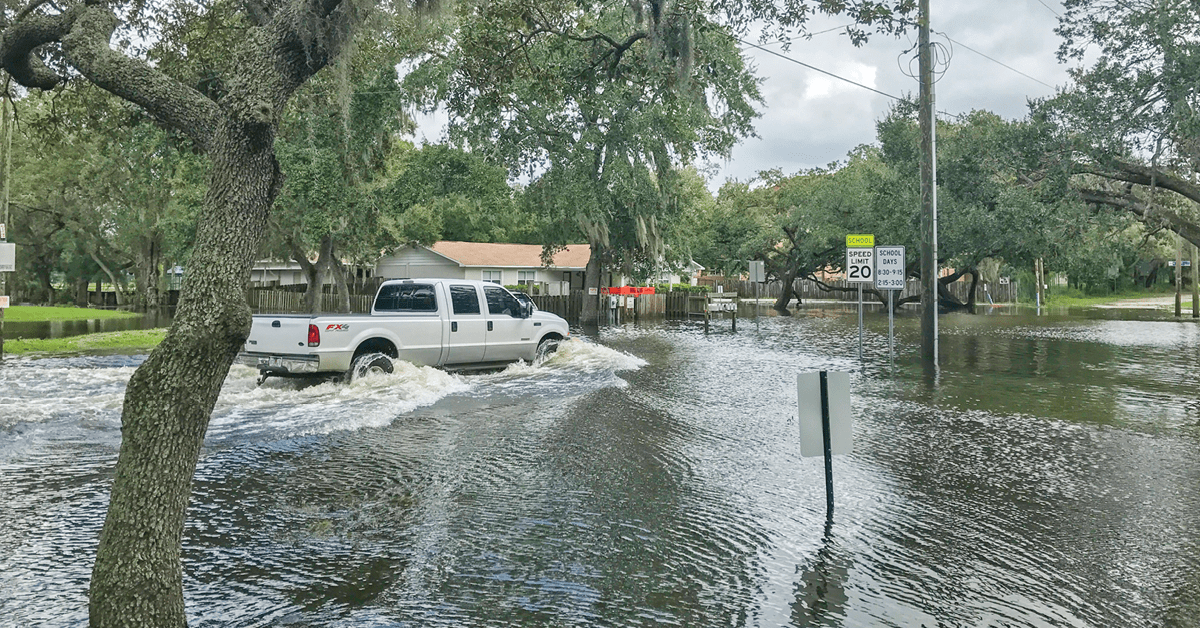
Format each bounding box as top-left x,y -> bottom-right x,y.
918,0 -> 938,369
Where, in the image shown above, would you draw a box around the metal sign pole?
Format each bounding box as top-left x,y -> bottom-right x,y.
857,284 -> 864,367
819,370 -> 834,519
888,289 -> 895,366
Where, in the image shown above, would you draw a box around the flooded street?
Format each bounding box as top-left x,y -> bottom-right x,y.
2,306 -> 1199,627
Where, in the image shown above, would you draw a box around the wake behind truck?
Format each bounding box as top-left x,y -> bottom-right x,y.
238,278 -> 570,381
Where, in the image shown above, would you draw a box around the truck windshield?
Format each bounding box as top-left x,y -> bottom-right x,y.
375,284 -> 437,312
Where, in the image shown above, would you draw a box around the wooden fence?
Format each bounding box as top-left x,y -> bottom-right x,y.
248,277 -> 1017,320
699,277 -> 1018,305
532,291 -> 713,322
248,289 -> 372,314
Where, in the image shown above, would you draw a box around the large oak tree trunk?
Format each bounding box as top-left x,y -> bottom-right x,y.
581,248 -> 603,324
772,265 -> 800,316
134,237 -> 162,311
88,128 -> 280,628
329,248 -> 352,314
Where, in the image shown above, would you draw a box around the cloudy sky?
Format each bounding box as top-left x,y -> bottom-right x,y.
711,0 -> 1074,186
411,0 -> 1077,190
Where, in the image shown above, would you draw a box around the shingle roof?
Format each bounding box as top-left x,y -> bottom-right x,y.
428,241 -> 590,269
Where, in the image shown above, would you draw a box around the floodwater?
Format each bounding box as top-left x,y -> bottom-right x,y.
1,305 -> 1199,627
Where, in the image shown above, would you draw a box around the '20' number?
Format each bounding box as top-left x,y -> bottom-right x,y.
848,264 -> 873,279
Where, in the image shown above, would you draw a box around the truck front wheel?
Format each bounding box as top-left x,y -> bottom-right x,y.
535,336 -> 562,364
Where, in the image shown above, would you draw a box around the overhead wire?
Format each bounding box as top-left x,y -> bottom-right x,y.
934,30 -> 1055,88
737,37 -> 903,102
1033,0 -> 1062,17
737,37 -> 965,120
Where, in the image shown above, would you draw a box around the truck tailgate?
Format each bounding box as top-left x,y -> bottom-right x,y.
245,315 -> 314,355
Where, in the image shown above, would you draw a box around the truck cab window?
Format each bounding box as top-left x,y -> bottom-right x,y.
484,285 -> 523,317
450,285 -> 481,315
376,284 -> 437,312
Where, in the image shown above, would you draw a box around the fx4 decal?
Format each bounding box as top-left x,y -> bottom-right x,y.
325,324 -> 350,332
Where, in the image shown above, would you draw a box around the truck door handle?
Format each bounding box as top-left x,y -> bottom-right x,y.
451,321 -> 458,332
488,321 -> 493,331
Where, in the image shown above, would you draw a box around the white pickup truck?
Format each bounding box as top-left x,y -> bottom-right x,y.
238,278 -> 569,381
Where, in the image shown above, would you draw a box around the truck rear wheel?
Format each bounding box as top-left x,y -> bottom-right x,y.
348,352 -> 394,381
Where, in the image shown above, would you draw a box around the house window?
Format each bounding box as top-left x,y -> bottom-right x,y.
518,270 -> 536,286
482,270 -> 502,284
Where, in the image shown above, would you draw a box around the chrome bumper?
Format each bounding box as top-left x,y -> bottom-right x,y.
237,352 -> 321,374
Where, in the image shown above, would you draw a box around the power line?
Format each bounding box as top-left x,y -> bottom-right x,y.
753,23 -> 859,46
1033,0 -> 1061,17
934,31 -> 1056,89
737,38 -> 902,102
737,37 -> 964,120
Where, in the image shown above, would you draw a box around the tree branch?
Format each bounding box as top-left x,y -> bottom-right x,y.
1077,157 -> 1200,205
0,4 -> 79,89
1078,187 -> 1200,249
0,4 -> 222,151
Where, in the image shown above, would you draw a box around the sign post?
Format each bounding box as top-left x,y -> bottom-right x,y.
749,260 -> 765,327
845,235 -> 874,367
0,234 -> 10,361
874,245 -> 906,366
798,370 -> 853,520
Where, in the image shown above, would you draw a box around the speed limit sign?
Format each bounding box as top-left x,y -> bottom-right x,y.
845,247 -> 874,284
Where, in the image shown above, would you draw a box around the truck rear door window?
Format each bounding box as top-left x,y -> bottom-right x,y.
376,284 -> 438,312
484,285 -> 523,317
450,285 -> 481,315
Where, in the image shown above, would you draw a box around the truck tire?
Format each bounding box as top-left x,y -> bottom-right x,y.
535,336 -> 561,363
349,352 -> 394,381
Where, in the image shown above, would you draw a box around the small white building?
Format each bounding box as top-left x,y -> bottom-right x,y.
250,259 -> 375,288
249,260 -> 309,286
376,241 -> 591,294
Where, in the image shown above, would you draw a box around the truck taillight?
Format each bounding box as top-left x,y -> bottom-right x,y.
308,324 -> 320,347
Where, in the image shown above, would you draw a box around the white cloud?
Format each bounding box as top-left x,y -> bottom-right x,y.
711,0 -> 1072,188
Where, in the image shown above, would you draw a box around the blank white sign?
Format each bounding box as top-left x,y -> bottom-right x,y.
797,371 -> 853,457
0,242 -> 14,272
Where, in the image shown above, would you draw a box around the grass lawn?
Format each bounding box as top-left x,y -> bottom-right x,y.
2,305 -> 141,322
3,328 -> 167,356
1042,288 -> 1176,308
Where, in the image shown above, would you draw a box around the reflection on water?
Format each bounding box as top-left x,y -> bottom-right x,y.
1,309 -> 1199,627
792,520 -> 849,627
4,310 -> 173,340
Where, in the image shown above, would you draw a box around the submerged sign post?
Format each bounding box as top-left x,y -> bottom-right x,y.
846,235 -> 874,366
798,370 -> 853,519
874,245 -> 905,365
749,260 -> 765,325
0,238 -> 10,359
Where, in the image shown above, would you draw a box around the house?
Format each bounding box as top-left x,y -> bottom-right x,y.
249,259 -> 375,288
249,259 -> 309,287
375,241 -> 591,295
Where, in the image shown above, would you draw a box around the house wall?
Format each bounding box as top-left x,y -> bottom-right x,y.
464,267 -> 581,287
250,268 -> 305,286
376,248 -> 464,279
376,246 -> 588,288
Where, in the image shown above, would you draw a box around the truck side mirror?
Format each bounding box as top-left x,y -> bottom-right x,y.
524,302 -> 534,318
